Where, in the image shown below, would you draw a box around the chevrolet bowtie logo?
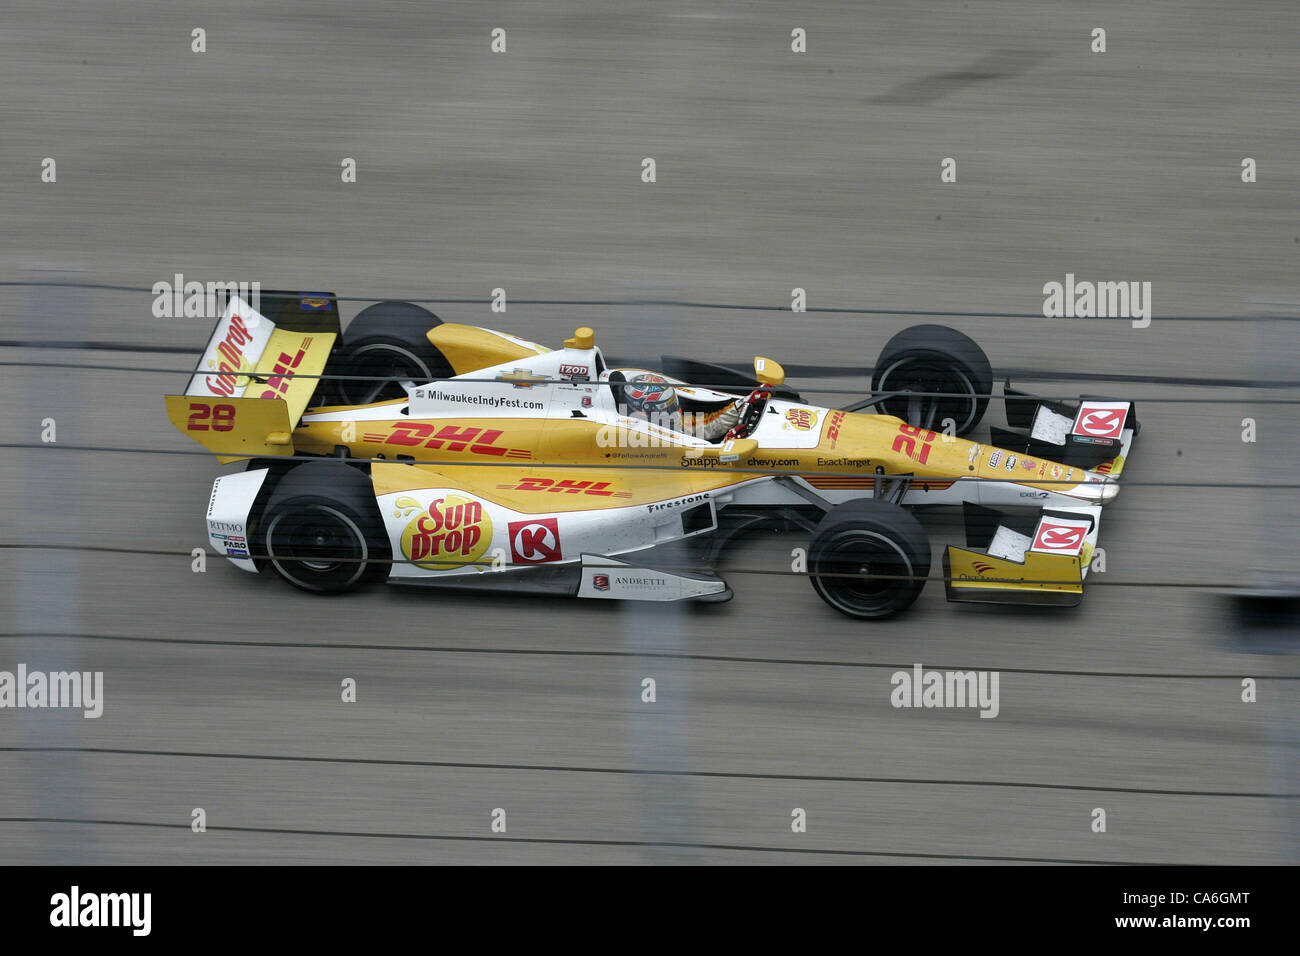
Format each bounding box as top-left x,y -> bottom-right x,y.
497,369 -> 549,388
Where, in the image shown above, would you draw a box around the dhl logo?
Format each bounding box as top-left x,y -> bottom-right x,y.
257,337 -> 312,399
826,410 -> 845,447
362,423 -> 532,459
495,477 -> 631,498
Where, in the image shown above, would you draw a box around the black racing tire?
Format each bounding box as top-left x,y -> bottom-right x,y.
870,324 -> 993,436
258,461 -> 390,593
325,300 -> 452,405
808,499 -> 931,620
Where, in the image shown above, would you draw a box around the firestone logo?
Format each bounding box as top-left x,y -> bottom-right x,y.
398,494 -> 492,570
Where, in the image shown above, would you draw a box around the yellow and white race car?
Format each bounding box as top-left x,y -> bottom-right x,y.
166,293 -> 1138,619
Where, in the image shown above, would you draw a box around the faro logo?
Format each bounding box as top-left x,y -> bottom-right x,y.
401,494 -> 492,570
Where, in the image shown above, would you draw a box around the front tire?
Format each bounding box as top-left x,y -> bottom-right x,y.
258,461 -> 390,593
808,499 -> 931,619
871,324 -> 993,436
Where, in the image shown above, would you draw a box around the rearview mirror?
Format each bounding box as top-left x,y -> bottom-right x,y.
754,356 -> 785,386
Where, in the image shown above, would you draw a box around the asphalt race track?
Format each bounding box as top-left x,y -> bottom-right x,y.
1,1 -> 1296,864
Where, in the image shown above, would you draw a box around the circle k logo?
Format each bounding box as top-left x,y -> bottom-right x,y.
1032,519 -> 1089,555
508,517 -> 563,564
1073,403 -> 1128,439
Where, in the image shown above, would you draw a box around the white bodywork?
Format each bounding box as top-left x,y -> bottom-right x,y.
206,468 -> 269,572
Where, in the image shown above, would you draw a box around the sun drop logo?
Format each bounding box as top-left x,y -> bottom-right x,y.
397,494 -> 492,570
203,313 -> 257,397
784,408 -> 819,431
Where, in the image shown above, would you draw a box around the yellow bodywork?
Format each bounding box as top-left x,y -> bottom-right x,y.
946,543 -> 1091,604
165,394 -> 294,461
428,324 -> 549,375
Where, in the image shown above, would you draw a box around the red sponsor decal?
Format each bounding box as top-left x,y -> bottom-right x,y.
1032,520 -> 1087,554
186,402 -> 236,432
205,314 -> 256,397
496,477 -> 629,498
826,410 -> 845,448
380,423 -> 530,458
402,495 -> 491,570
785,408 -> 817,430
258,337 -> 312,399
559,363 -> 589,380
1073,404 -> 1128,439
892,424 -> 937,465
592,574 -> 610,592
509,517 -> 562,564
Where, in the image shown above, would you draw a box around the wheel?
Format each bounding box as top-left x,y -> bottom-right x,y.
326,300 -> 452,405
871,324 -> 993,436
808,499 -> 931,619
257,461 -> 390,593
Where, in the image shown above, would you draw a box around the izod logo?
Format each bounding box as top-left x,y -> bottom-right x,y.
400,494 -> 492,570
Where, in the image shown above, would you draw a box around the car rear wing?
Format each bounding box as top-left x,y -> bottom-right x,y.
991,383 -> 1138,478
164,292 -> 339,462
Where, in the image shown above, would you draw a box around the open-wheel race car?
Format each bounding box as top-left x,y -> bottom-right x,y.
165,293 -> 1138,619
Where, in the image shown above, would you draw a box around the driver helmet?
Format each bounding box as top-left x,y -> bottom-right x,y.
622,373 -> 682,431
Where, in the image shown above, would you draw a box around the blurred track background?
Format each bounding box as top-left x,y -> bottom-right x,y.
1,0 -> 1296,863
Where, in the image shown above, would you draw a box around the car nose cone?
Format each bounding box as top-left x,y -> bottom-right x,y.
1068,477 -> 1120,505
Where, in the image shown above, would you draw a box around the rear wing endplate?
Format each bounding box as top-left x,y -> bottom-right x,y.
165,293 -> 338,460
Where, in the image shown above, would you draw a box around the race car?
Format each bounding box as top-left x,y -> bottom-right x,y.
164,292 -> 1138,618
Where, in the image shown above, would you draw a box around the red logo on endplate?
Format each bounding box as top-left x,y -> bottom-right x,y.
1073,403 -> 1128,439
1032,519 -> 1089,555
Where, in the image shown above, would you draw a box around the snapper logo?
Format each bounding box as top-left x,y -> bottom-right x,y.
398,494 -> 492,571
204,314 -> 256,397
785,408 -> 819,431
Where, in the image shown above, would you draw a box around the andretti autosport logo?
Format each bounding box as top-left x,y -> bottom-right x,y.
398,494 -> 492,571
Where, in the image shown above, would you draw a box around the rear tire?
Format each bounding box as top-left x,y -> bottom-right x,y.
258,461 -> 390,593
871,324 -> 993,436
325,300 -> 452,405
808,499 -> 931,619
